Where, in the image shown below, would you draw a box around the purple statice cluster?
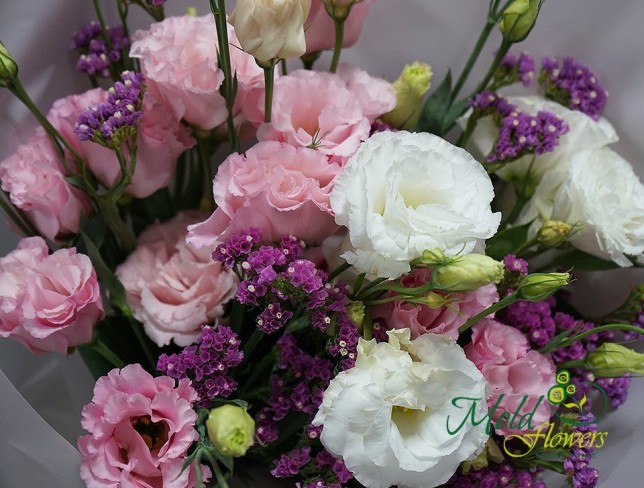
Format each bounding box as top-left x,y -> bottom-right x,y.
263,336 -> 353,487
370,120 -> 398,135
213,230 -> 360,368
487,107 -> 569,163
74,71 -> 145,147
468,92 -> 569,163
157,325 -> 243,408
595,376 -> 631,409
539,57 -> 608,121
272,444 -> 353,487
563,415 -> 599,488
254,333 -> 333,445
70,22 -> 129,78
496,254 -> 529,298
447,462 -> 546,488
494,51 -> 536,88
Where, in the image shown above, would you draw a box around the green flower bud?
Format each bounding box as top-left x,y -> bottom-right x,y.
381,62 -> 433,130
498,0 -> 542,43
421,248 -> 450,267
586,343 -> 644,378
0,42 -> 18,87
432,254 -> 504,292
347,300 -> 365,327
537,219 -> 573,248
517,272 -> 570,301
423,292 -> 452,309
322,0 -> 364,20
461,439 -> 504,474
206,405 -> 255,457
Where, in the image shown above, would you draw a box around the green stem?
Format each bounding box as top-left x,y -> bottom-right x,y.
456,113 -> 480,148
450,19 -> 497,104
329,17 -> 345,73
513,236 -> 539,257
328,262 -> 351,281
557,359 -> 586,370
93,339 -> 126,368
99,197 -> 136,253
91,0 -> 118,80
280,58 -> 288,76
197,138 -> 214,211
242,329 -> 264,362
210,457 -> 231,488
471,39 -> 512,97
458,293 -> 519,333
559,324 -> 644,349
210,0 -> 240,153
9,79 -> 84,173
262,62 -> 276,123
364,295 -> 413,306
0,193 -> 38,237
501,192 -> 530,230
127,315 -> 156,372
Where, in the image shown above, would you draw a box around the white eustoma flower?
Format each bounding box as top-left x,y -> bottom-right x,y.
313,329 -> 490,488
230,0 -> 311,63
521,147 -> 644,267
330,131 -> 501,280
464,95 -> 618,185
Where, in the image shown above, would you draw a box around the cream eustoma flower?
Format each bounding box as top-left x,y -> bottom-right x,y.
330,131 -> 501,280
520,147 -> 644,267
313,329 -> 490,488
230,0 -> 311,63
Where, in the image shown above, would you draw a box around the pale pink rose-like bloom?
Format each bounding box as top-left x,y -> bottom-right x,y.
0,237 -> 104,354
116,212 -> 238,347
465,319 -> 556,435
254,67 -> 395,164
0,130 -> 91,241
130,14 -> 264,130
47,89 -> 195,198
78,364 -> 203,488
187,141 -> 341,249
304,0 -> 375,53
371,269 -> 498,340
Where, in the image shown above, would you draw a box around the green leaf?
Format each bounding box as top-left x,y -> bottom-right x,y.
80,229 -> 128,310
545,249 -> 622,272
285,315 -> 310,333
415,71 -> 453,135
78,342 -> 115,380
485,221 -> 532,260
80,213 -> 108,250
442,98 -> 470,134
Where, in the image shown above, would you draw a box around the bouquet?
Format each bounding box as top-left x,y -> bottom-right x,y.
0,1 -> 643,487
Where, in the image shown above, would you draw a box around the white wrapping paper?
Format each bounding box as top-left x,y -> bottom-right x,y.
0,1 -> 643,487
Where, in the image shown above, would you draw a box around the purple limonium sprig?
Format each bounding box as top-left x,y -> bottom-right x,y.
539,57 -> 608,120
70,22 -> 129,78
492,51 -> 536,89
487,108 -> 569,163
157,324 -> 243,408
468,92 -> 569,164
563,415 -> 599,488
446,460 -> 546,487
74,71 -> 145,148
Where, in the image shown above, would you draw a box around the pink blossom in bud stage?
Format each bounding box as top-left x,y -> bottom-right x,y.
304,0 -> 374,53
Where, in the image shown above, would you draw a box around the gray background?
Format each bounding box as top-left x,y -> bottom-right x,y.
0,1 -> 643,486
